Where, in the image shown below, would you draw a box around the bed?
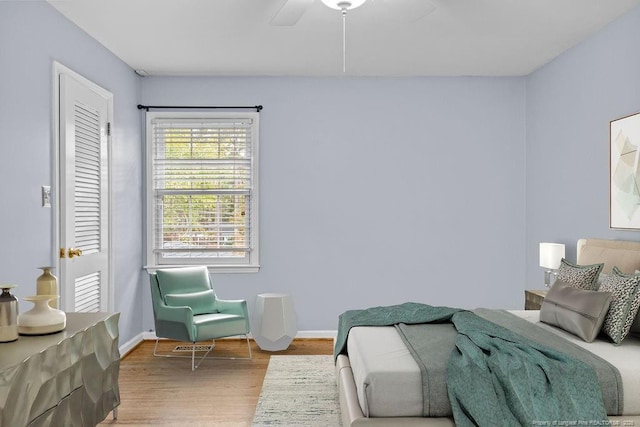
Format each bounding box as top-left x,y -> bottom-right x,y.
335,238 -> 640,426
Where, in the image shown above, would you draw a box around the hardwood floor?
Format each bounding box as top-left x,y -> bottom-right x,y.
99,338 -> 334,426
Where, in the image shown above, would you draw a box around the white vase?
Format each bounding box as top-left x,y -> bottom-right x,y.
36,267 -> 58,309
18,295 -> 66,335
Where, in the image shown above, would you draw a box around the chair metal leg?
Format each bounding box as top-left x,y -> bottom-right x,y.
153,336 -> 251,370
194,339 -> 216,370
153,338 -> 161,357
245,334 -> 253,359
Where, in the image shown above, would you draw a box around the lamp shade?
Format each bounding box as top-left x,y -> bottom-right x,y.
539,243 -> 565,270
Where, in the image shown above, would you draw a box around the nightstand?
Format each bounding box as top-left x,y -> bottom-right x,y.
524,289 -> 547,310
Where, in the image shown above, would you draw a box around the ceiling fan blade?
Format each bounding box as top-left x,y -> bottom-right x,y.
270,0 -> 315,26
378,0 -> 436,23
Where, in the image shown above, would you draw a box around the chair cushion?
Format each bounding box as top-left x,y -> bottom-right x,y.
156,266 -> 211,296
193,313 -> 249,340
165,289 -> 218,315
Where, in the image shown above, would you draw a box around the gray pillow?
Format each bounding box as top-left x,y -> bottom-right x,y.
540,280 -> 612,342
556,258 -> 603,291
598,268 -> 640,344
596,273 -> 611,289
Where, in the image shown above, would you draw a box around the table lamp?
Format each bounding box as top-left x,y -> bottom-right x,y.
539,242 -> 565,287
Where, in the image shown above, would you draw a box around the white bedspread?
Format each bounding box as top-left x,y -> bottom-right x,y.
514,310 -> 640,415
347,310 -> 640,418
347,326 -> 422,417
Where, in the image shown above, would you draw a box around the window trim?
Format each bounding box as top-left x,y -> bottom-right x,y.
144,111 -> 260,273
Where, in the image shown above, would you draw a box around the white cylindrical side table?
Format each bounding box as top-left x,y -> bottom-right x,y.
253,293 -> 297,351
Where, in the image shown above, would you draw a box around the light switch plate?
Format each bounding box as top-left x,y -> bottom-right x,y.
42,185 -> 51,207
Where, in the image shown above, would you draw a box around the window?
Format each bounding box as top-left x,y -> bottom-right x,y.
146,112 -> 259,272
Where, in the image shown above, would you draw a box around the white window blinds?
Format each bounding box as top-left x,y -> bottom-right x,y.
147,112 -> 259,270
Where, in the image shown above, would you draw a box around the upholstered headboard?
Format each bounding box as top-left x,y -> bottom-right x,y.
576,238 -> 640,335
577,238 -> 640,274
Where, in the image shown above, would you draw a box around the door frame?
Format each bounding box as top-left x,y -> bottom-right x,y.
52,61 -> 114,312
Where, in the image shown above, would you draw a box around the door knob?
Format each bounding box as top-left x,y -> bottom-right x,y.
60,248 -> 83,258
68,248 -> 83,258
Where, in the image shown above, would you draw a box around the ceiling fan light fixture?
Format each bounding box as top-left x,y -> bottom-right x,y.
321,0 -> 368,73
321,0 -> 367,11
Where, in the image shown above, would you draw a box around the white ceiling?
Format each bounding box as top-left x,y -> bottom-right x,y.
48,0 -> 640,77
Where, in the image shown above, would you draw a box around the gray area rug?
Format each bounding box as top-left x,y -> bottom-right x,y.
252,355 -> 342,426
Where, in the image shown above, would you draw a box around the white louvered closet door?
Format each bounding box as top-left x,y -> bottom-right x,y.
59,73 -> 110,313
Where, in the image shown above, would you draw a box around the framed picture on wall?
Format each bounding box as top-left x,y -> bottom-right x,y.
610,111 -> 640,229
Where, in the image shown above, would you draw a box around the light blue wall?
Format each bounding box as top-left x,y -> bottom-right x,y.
525,5 -> 640,288
141,76 -> 526,330
0,2 -> 144,344
10,1 -> 637,336
2,1 -> 528,338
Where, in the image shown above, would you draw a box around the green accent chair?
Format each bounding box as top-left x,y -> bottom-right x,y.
149,266 -> 252,370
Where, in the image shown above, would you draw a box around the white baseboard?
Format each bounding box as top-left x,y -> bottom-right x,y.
141,330 -> 337,341
142,330 -> 159,341
295,330 -> 337,339
119,332 -> 144,358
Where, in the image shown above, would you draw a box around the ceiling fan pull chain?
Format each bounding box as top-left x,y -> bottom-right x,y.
342,8 -> 347,73
323,0 -> 364,73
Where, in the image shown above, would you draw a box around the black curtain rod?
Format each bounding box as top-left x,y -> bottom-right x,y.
137,104 -> 263,112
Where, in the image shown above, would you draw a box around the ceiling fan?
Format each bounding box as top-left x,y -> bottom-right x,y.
271,0 -> 436,72
270,0 -> 436,27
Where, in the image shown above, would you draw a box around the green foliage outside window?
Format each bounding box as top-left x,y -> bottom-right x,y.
158,127 -> 250,257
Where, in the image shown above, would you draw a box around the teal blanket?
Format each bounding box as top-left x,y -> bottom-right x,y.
334,302 -> 461,359
334,302 -> 609,426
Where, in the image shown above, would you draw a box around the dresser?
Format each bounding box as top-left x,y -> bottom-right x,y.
0,312 -> 120,427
